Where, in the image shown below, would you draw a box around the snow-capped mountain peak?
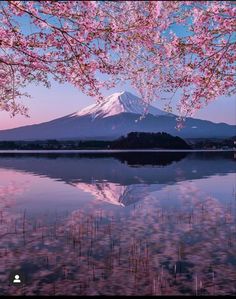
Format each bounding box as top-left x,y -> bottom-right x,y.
0,90 -> 235,141
72,91 -> 167,119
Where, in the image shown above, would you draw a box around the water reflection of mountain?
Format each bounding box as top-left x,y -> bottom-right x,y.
0,152 -> 235,206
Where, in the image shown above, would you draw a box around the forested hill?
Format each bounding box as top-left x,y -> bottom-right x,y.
111,132 -> 191,149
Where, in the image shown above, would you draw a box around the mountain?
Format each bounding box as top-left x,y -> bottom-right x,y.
73,91 -> 168,119
0,91 -> 235,140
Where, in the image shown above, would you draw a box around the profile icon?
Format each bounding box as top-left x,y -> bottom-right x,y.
13,274 -> 21,284
9,271 -> 26,286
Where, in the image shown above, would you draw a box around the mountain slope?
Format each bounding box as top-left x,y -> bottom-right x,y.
0,91 -> 235,140
72,91 -> 168,119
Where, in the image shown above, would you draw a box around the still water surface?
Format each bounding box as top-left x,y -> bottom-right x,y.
0,152 -> 235,295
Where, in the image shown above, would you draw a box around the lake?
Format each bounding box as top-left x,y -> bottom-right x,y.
0,151 -> 235,295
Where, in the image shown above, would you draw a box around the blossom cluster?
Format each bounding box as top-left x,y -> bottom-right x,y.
0,1 -> 235,118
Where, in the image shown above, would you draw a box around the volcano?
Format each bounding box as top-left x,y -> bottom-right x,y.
0,91 -> 235,140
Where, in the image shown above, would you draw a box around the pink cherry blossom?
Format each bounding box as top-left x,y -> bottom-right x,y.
0,1 -> 235,120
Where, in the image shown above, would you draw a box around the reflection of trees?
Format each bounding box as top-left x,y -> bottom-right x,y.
0,151 -> 188,166
78,152 -> 188,167
0,182 -> 235,295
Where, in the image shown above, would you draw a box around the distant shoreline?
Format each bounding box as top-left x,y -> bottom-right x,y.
0,149 -> 235,154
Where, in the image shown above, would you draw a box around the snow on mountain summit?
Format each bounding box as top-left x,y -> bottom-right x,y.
0,89 -> 235,141
72,91 -> 168,119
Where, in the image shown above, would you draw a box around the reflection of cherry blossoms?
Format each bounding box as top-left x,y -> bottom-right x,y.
0,182 -> 235,295
0,181 -> 29,238
0,181 -> 31,290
